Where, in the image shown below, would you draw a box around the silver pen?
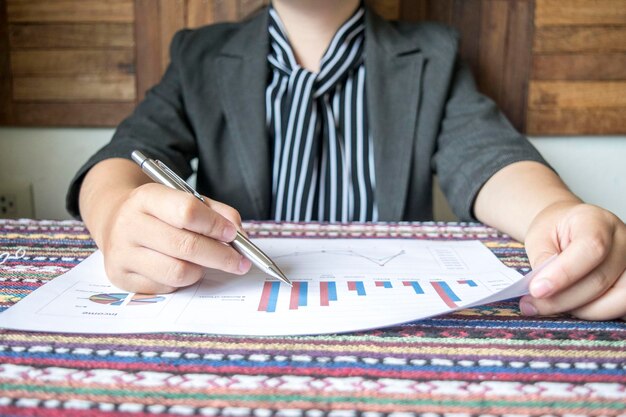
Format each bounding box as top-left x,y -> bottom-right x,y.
131,150 -> 292,286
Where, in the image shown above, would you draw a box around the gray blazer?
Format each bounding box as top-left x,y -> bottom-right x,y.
68,7 -> 546,221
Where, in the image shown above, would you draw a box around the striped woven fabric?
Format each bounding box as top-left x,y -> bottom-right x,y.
0,219 -> 624,417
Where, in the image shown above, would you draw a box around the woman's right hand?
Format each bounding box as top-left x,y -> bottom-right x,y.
79,159 -> 251,294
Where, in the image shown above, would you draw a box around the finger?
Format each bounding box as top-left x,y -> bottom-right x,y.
132,183 -> 238,242
205,198 -> 249,239
104,257 -> 176,294
205,198 -> 244,230
130,212 -> 251,275
526,228 -> 612,299
520,228 -> 626,315
120,246 -> 206,289
571,269 -> 626,320
117,273 -> 177,294
520,232 -> 626,316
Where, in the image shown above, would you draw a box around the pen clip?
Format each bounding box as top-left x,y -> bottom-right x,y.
155,160 -> 205,202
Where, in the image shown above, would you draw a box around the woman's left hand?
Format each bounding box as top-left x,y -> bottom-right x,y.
521,202 -> 626,320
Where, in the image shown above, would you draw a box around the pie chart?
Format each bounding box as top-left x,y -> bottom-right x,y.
89,293 -> 128,306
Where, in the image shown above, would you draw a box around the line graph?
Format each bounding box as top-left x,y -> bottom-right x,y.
273,249 -> 406,266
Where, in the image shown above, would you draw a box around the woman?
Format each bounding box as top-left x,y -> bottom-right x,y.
69,0 -> 625,320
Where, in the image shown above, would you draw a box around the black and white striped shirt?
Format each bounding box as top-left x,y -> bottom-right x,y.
266,5 -> 378,222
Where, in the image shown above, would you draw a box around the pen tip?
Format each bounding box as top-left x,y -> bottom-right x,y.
280,275 -> 293,287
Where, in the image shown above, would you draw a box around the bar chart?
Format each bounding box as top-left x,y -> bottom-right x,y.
167,239 -> 527,335
257,276 -> 484,313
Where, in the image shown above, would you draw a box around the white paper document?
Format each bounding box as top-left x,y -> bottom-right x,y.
0,238 -> 535,335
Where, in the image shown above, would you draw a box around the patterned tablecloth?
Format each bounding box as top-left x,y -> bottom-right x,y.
0,219 -> 624,417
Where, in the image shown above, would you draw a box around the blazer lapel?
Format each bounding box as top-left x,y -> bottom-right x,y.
365,10 -> 424,221
216,11 -> 271,219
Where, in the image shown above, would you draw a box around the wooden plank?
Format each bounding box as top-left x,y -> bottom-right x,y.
428,0 -> 452,24
527,107 -> 626,135
7,0 -> 134,23
368,0 -> 400,20
9,23 -> 134,49
13,102 -> 135,126
535,0 -> 626,26
239,0 -> 267,19
533,53 -> 626,80
477,0 -> 509,103
159,0 -> 185,73
528,81 -> 626,108
0,0 -> 14,124
534,26 -> 626,53
11,50 -> 134,76
501,0 -> 534,133
13,74 -> 136,101
214,0 -> 239,22
135,0 -> 162,101
187,0 -> 215,27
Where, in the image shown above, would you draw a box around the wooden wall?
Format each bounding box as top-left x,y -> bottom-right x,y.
528,0 -> 626,134
0,0 -> 624,134
1,0 -> 136,125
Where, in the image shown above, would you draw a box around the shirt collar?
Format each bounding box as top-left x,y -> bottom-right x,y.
268,3 -> 366,72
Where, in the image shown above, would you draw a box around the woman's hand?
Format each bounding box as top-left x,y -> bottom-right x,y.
99,183 -> 252,294
521,202 -> 626,320
79,159 -> 251,294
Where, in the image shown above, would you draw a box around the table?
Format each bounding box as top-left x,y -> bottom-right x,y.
1,219 -> 624,416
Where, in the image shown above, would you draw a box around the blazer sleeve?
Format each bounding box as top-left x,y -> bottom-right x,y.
66,29 -> 197,219
432,57 -> 550,221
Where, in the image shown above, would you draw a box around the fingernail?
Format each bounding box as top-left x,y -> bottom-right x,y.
530,278 -> 554,298
520,300 -> 538,316
222,225 -> 237,242
238,257 -> 251,273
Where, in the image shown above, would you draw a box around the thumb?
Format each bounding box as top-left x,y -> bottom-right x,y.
523,227 -> 562,299
524,228 -> 560,270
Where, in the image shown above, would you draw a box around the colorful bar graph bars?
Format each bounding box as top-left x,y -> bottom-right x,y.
320,282 -> 338,306
458,279 -> 477,287
258,281 -> 281,312
289,282 -> 308,310
375,281 -> 392,288
431,281 -> 461,308
403,281 -> 424,294
347,281 -> 366,296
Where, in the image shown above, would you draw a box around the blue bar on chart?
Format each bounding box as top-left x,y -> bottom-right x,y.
375,281 -> 392,288
347,281 -> 366,295
328,282 -> 337,301
258,281 -> 281,312
458,279 -> 477,287
402,281 -> 424,294
431,281 -> 461,308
